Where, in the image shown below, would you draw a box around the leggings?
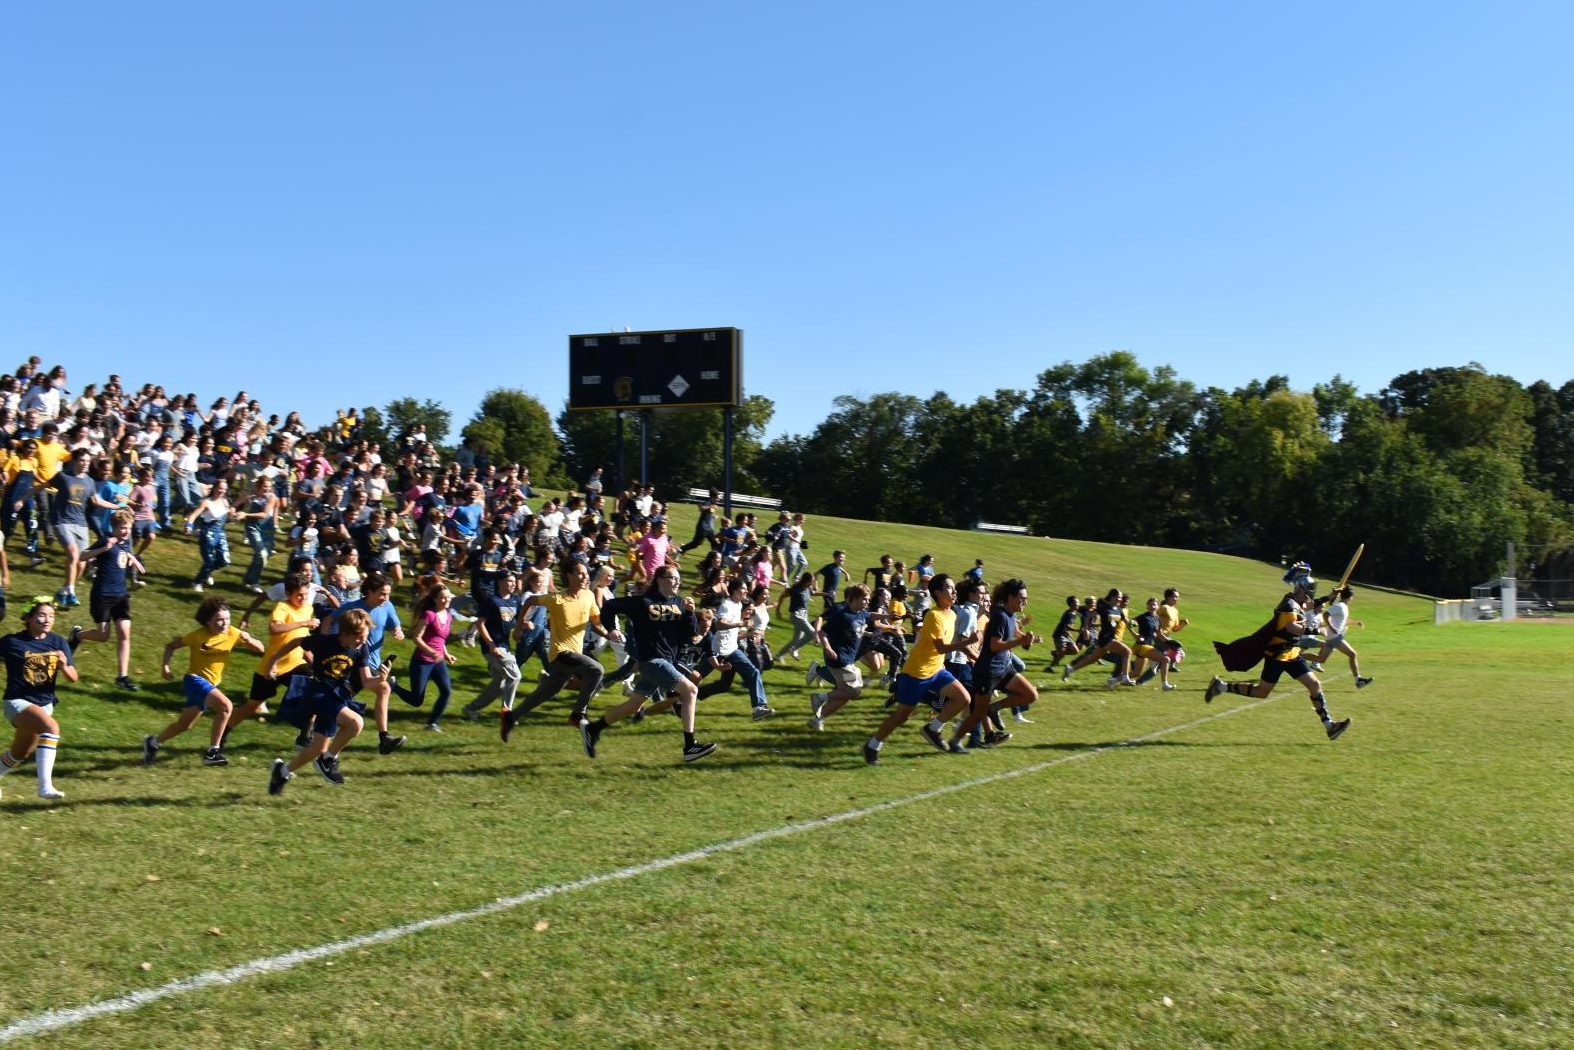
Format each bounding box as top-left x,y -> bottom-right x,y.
409,659 -> 453,724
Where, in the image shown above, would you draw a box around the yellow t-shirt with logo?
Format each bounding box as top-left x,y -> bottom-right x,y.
181,626 -> 242,685
901,607 -> 956,680
264,601 -> 316,675
544,590 -> 599,660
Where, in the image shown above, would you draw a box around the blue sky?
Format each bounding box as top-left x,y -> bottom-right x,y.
5,2 -> 1570,441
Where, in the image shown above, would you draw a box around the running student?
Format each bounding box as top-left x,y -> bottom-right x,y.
461,569 -> 524,722
1206,563 -> 1351,740
223,572 -> 321,748
265,608 -> 387,793
146,597 -> 265,766
953,579 -> 1041,751
1307,587 -> 1372,689
407,584 -> 459,731
862,574 -> 980,764
324,571 -> 408,754
0,597 -> 76,800
804,584 -> 876,731
1044,595 -> 1081,670
67,509 -> 145,691
499,561 -> 621,742
579,565 -> 718,763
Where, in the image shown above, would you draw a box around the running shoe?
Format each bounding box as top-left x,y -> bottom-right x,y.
1061,666 -> 1074,682
1355,676 -> 1373,689
804,660 -> 821,687
947,739 -> 969,754
806,715 -> 824,731
920,722 -> 946,751
115,675 -> 140,692
752,706 -> 777,722
499,708 -> 517,743
67,625 -> 84,654
141,734 -> 161,766
682,741 -> 718,763
581,719 -> 600,759
202,747 -> 228,767
985,730 -> 1013,747
863,741 -> 880,765
1205,676 -> 1225,703
38,785 -> 65,800
314,753 -> 345,785
378,734 -> 407,754
1326,718 -> 1351,741
268,758 -> 292,795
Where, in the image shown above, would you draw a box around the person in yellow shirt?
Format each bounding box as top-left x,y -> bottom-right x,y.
145,597 -> 265,766
221,574 -> 319,747
499,561 -> 622,742
863,574 -> 979,764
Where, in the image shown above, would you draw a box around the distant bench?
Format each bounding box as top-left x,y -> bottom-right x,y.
684,487 -> 784,512
975,521 -> 1029,535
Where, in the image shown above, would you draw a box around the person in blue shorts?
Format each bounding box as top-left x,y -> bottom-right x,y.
146,597 -> 265,766
862,574 -> 979,764
263,608 -> 387,793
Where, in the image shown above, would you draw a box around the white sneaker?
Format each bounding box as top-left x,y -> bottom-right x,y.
1162,682 -> 1177,691
1013,712 -> 1032,724
806,715 -> 823,731
1061,666 -> 1074,682
804,660 -> 821,687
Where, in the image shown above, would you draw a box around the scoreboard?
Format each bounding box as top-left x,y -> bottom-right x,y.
567,327 -> 742,411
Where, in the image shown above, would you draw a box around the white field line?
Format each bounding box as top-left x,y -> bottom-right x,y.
0,696 -> 1281,1044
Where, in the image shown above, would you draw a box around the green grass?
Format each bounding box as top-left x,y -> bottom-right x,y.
1,507 -> 1570,1048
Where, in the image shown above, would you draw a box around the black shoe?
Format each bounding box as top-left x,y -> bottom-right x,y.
68,625 -> 84,654
985,730 -> 1013,747
202,747 -> 228,766
268,758 -> 292,795
1326,717 -> 1351,741
1205,676 -> 1225,703
314,753 -> 345,785
115,675 -> 140,692
947,740 -> 970,754
378,734 -> 407,754
293,731 -> 311,750
1355,676 -> 1373,690
682,741 -> 718,763
499,708 -> 517,743
919,723 -> 946,752
141,734 -> 161,766
863,741 -> 880,765
581,720 -> 600,759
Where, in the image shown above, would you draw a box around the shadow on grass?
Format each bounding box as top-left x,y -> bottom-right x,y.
1,790 -> 252,812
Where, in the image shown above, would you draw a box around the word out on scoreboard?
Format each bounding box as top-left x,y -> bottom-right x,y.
568,327 -> 742,410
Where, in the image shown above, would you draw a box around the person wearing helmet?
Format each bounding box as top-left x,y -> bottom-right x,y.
1205,562 -> 1351,740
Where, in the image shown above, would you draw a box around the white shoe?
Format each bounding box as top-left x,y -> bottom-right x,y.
804,661 -> 820,687
1061,666 -> 1074,682
38,785 -> 65,800
806,715 -> 823,731
1162,682 -> 1177,691
192,584 -> 204,593
1013,712 -> 1032,724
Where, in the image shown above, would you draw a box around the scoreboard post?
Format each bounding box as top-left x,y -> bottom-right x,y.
567,327 -> 744,512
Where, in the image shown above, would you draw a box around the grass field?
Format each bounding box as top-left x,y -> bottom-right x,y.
1,506 -> 1570,1048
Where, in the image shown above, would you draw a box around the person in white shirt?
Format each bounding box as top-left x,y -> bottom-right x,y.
696,578 -> 775,719
1309,587 -> 1372,689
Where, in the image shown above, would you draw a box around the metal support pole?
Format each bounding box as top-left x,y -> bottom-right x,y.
1503,541 -> 1517,621
639,410 -> 652,486
614,411 -> 625,494
722,406 -> 734,517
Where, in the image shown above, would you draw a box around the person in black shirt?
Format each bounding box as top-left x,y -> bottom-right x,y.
579,566 -> 717,763
66,510 -> 145,691
1,597 -> 77,800
1045,595 -> 1082,671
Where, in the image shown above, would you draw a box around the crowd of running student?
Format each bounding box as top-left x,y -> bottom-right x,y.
0,360 -> 1372,800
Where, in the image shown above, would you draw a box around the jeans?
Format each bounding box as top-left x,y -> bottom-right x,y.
153,475 -> 172,528
194,522 -> 230,586
513,626 -> 550,672
698,648 -> 768,709
408,659 -> 454,723
786,548 -> 808,579
173,473 -> 202,513
782,609 -> 816,659
242,518 -> 275,587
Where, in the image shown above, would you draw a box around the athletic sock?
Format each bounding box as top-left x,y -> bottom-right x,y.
0,749 -> 17,776
1227,682 -> 1253,696
1310,693 -> 1332,726
683,731 -> 695,748
35,733 -> 59,792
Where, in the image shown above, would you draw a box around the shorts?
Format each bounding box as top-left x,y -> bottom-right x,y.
248,671 -> 281,703
277,679 -> 350,738
824,662 -> 863,691
1132,644 -> 1161,661
4,697 -> 53,726
946,661 -> 973,688
1322,633 -> 1346,650
90,592 -> 132,625
1054,633 -> 1075,651
1261,657 -> 1313,684
894,667 -> 957,707
54,523 -> 89,551
632,658 -> 683,697
132,520 -> 157,541
182,674 -> 219,707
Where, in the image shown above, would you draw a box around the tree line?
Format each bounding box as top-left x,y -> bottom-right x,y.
347,355 -> 1574,597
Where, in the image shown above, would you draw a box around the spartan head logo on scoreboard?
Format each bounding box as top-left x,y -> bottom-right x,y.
568,328 -> 743,412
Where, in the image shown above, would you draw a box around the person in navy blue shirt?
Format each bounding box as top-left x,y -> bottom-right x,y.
67,510 -> 146,692
1,597 -> 77,800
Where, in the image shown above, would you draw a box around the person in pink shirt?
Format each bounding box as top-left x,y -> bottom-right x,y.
128,465 -> 159,585
635,518 -> 673,583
